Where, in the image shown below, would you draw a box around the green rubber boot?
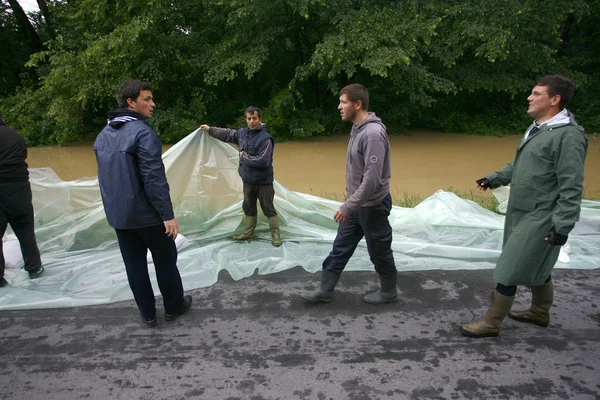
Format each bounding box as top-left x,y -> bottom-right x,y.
232,216 -> 257,241
268,216 -> 282,247
508,281 -> 553,327
460,291 -> 514,338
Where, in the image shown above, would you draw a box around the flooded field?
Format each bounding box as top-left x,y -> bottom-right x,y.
26,130 -> 600,201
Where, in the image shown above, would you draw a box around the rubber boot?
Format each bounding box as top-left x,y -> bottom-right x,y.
268,216 -> 282,247
301,270 -> 340,303
508,281 -> 553,327
460,291 -> 514,338
232,216 -> 257,241
364,273 -> 398,304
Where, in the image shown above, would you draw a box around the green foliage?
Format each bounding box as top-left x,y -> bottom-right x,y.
1,0 -> 599,144
0,87 -> 55,145
263,88 -> 325,140
150,95 -> 208,143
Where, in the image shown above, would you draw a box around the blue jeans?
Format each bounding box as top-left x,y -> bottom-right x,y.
115,224 -> 185,319
323,194 -> 397,278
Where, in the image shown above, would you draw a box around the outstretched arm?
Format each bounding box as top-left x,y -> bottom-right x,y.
200,124 -> 239,144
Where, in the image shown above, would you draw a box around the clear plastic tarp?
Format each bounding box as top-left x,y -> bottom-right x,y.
1,130 -> 599,310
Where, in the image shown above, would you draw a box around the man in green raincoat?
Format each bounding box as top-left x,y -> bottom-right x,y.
461,75 -> 588,338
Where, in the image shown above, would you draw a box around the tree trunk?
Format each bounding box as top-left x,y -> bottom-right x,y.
36,0 -> 56,39
6,0 -> 44,52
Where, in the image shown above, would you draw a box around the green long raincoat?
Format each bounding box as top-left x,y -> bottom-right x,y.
486,110 -> 588,286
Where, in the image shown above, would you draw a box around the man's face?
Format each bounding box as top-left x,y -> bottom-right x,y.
527,85 -> 559,120
338,94 -> 361,122
128,90 -> 155,118
246,112 -> 262,130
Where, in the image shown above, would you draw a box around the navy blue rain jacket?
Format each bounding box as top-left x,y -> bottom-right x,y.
208,124 -> 274,184
94,109 -> 174,229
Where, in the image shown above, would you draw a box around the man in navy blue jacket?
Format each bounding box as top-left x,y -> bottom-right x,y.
94,80 -> 191,327
199,107 -> 282,247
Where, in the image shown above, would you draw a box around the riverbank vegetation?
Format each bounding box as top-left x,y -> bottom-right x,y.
314,189 -> 501,211
317,189 -> 598,211
1,0 -> 599,145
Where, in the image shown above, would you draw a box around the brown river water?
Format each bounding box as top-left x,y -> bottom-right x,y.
26,130 -> 600,200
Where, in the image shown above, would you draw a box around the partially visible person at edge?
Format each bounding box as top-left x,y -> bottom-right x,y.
94,80 -> 192,328
301,83 -> 398,304
0,112 -> 45,287
461,75 -> 588,338
199,107 -> 282,247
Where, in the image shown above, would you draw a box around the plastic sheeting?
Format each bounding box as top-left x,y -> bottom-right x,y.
1,130 -> 599,310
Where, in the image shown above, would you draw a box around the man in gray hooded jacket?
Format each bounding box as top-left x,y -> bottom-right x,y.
302,84 -> 398,304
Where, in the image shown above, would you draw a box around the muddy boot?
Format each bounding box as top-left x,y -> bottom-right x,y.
364,273 -> 398,304
460,291 -> 514,338
232,216 -> 257,241
268,216 -> 282,247
508,281 -> 553,327
301,270 -> 340,303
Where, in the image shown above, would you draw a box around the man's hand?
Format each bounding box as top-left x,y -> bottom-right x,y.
333,209 -> 347,223
476,177 -> 491,191
164,218 -> 179,240
199,124 -> 210,131
545,226 -> 568,246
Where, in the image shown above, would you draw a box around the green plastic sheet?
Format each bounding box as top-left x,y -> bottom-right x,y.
1,130 -> 599,310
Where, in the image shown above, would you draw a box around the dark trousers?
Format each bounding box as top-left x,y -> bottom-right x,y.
243,183 -> 277,217
115,224 -> 185,319
496,275 -> 552,296
0,181 -> 42,278
323,194 -> 397,278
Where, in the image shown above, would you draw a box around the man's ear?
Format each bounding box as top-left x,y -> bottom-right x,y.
126,97 -> 136,108
355,100 -> 363,110
550,95 -> 562,107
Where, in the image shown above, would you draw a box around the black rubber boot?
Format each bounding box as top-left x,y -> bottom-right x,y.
364,273 -> 398,304
301,270 -> 341,303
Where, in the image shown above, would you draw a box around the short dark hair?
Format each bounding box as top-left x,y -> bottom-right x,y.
118,80 -> 152,108
245,106 -> 262,118
339,84 -> 369,110
535,75 -> 575,109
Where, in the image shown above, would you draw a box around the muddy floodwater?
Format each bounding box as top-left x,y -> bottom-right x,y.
26,130 -> 600,200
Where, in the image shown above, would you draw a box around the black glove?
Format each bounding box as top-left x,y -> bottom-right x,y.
545,226 -> 568,246
476,178 -> 491,189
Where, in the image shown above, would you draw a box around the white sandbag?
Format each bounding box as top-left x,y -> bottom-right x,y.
146,233 -> 189,261
2,235 -> 24,269
558,242 -> 571,264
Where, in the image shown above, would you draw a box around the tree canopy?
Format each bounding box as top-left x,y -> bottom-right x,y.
1,0 -> 598,145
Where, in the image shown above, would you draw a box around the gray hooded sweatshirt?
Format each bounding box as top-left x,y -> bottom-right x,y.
340,112 -> 391,215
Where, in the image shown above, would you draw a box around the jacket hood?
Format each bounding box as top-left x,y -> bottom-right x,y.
533,109 -> 585,138
107,108 -> 147,129
541,109 -> 579,129
351,112 -> 385,136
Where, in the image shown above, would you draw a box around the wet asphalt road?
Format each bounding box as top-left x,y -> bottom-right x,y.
1,267 -> 599,400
